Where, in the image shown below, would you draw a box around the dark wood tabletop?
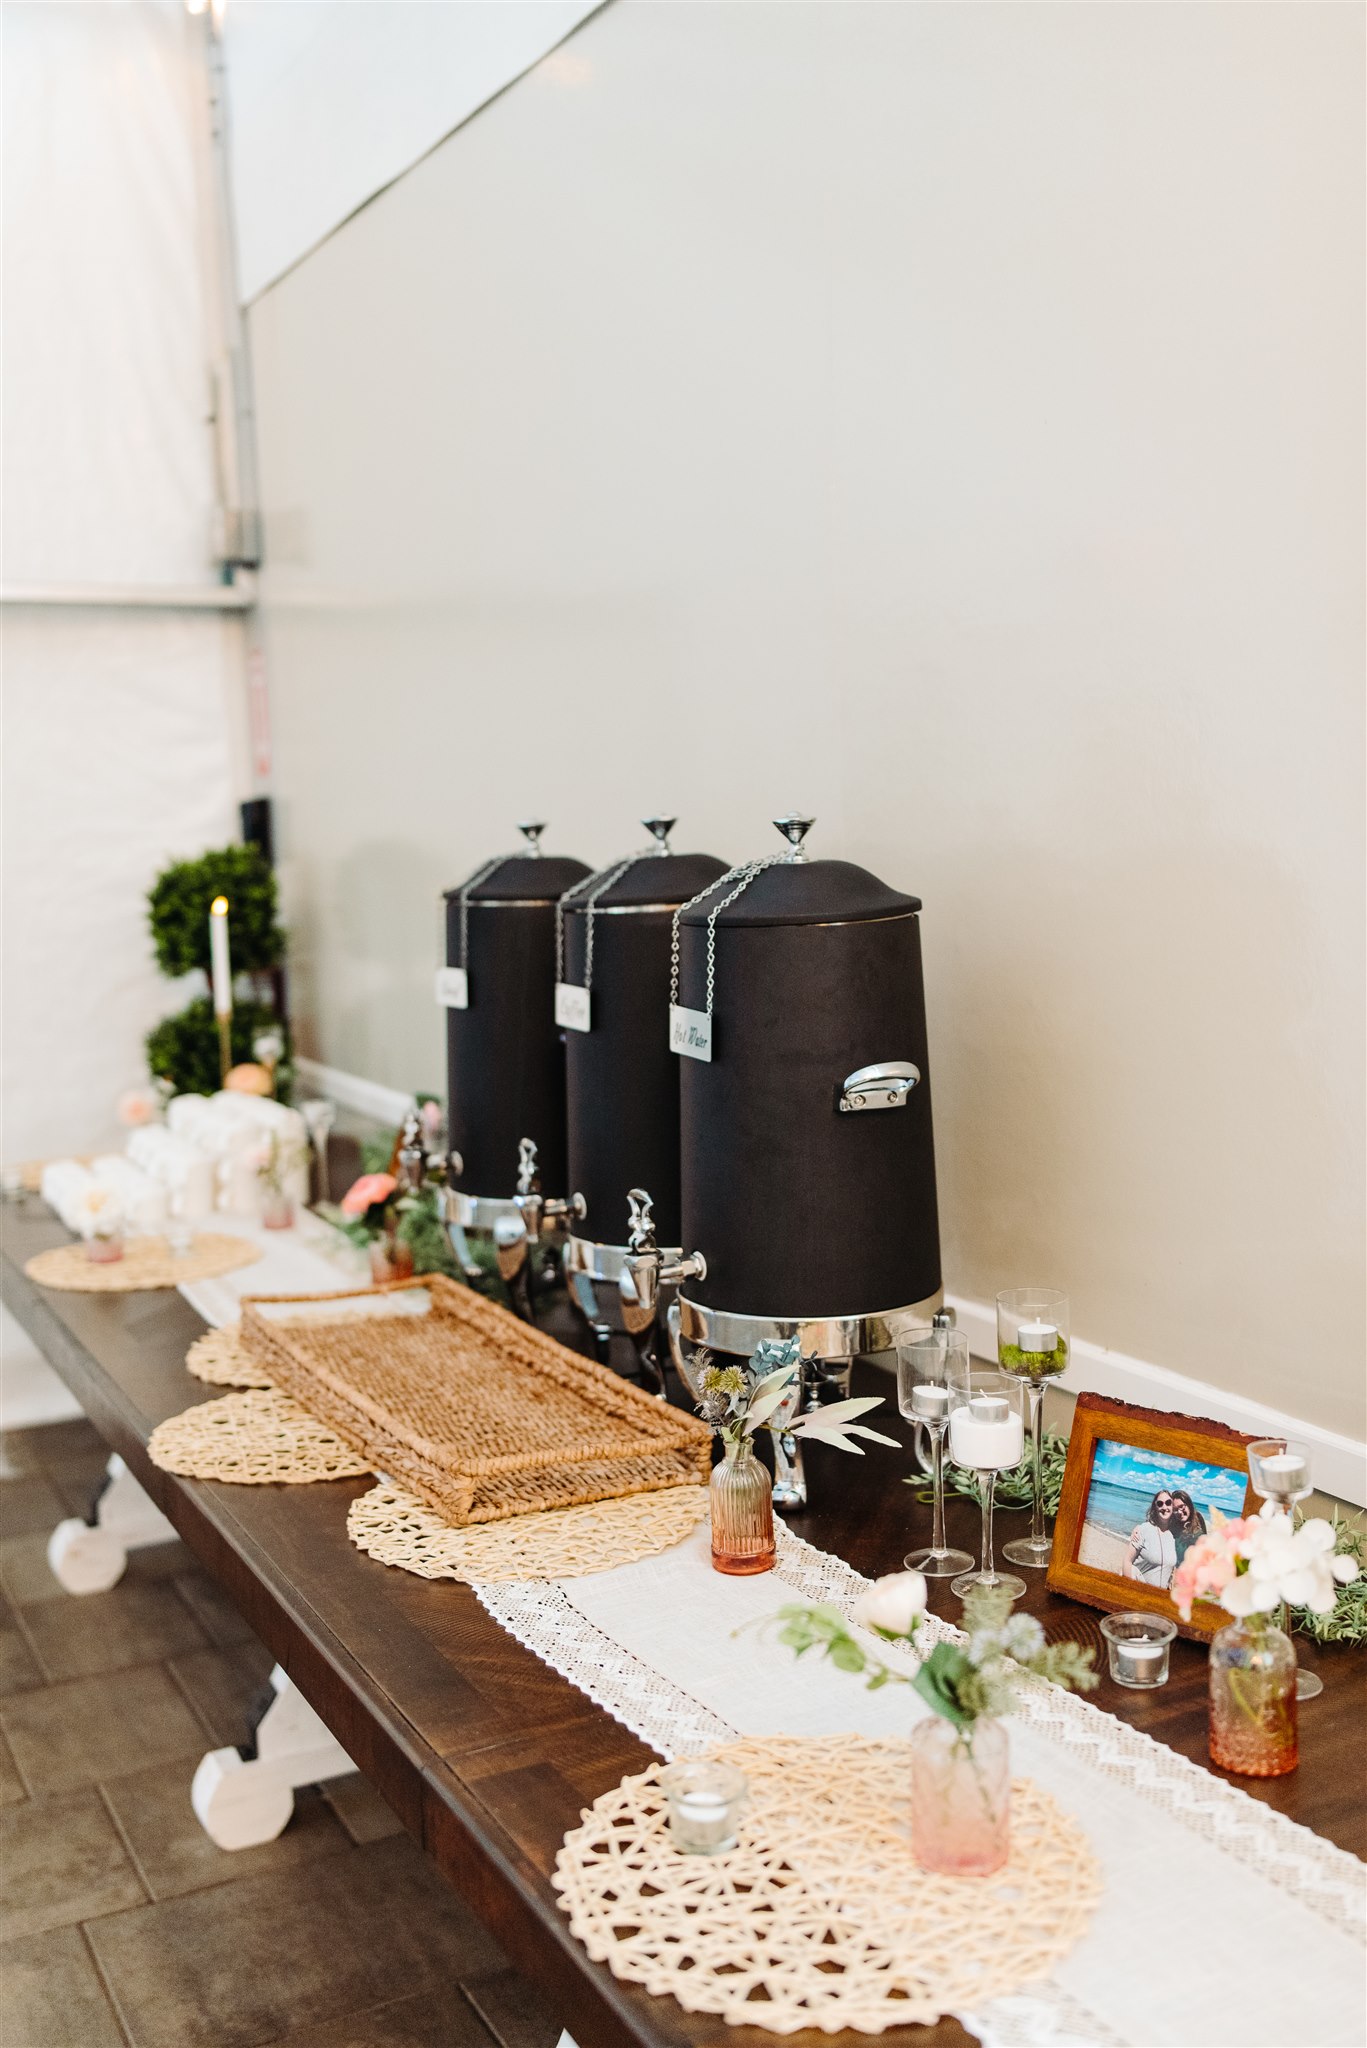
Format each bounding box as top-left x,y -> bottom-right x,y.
3,1194 -> 1363,2048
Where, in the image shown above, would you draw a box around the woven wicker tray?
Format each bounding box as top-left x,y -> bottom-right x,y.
239,1276 -> 711,1526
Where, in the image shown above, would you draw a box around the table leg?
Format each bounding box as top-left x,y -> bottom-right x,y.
46,1453 -> 178,1593
192,1665 -> 356,1850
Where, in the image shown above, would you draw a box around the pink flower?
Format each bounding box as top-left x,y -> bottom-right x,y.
340,1172 -> 396,1217
116,1087 -> 160,1128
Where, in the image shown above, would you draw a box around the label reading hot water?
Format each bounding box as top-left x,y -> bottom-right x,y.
434,967 -> 469,1010
555,982 -> 592,1033
669,1003 -> 712,1062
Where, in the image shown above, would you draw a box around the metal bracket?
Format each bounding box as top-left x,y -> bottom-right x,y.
839,1061 -> 921,1113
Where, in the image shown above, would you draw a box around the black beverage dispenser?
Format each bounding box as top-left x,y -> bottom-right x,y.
441,822 -> 591,1308
558,819 -> 729,1388
621,817 -> 943,1497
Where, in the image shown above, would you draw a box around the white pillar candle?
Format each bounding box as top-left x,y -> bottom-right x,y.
1017,1319 -> 1059,1353
949,1395 -> 1024,1471
209,896 -> 232,1016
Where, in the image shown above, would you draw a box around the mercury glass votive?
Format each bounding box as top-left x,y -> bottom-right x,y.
659,1760 -> 747,1855
1100,1612 -> 1176,1689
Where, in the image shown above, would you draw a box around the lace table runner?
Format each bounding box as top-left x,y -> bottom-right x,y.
476,1524 -> 1366,2048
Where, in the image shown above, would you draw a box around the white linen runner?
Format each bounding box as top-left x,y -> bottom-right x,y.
477,1524 -> 1366,2048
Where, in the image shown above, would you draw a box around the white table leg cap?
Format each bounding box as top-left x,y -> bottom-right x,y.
46,1517 -> 127,1594
191,1747 -> 296,1850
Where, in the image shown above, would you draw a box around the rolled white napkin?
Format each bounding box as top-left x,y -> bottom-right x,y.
91,1156 -> 167,1233
40,1160 -> 97,1231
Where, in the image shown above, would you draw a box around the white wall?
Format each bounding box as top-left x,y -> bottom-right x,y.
244,1 -> 1364,1440
1,2 -> 248,1165
223,0 -> 603,301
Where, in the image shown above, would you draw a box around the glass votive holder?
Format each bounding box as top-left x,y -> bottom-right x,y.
658,1759 -> 747,1856
1100,1612 -> 1176,1689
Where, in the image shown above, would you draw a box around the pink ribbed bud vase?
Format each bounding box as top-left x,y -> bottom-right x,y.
709,1439 -> 776,1576
1208,1617 -> 1298,1777
910,1716 -> 1010,1876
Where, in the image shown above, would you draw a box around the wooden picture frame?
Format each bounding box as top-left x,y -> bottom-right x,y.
1047,1392 -> 1258,1640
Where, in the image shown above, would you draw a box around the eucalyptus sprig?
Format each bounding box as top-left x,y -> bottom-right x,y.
695,1338 -> 899,1457
773,1579 -> 1097,1738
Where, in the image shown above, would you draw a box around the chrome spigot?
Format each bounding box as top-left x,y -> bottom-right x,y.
772,814 -> 815,862
395,1110 -> 426,1194
641,816 -> 676,855
619,1188 -> 706,1326
516,820 -> 547,856
513,1137 -> 585,1244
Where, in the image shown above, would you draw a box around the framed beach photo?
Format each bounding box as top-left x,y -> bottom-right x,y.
1048,1393 -> 1257,1639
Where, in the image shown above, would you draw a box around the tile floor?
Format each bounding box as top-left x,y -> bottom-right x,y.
0,1417 -> 562,2048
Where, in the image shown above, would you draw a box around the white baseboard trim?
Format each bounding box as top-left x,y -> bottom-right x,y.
946,1294 -> 1366,1509
293,1057 -> 413,1129
286,1060 -> 1367,1508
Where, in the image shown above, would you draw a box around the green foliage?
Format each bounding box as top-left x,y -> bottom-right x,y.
147,844 -> 284,979
770,1581 -> 1097,1736
394,1188 -> 459,1279
145,997 -> 290,1099
910,1430 -> 1070,1514
1290,1516 -> 1367,1645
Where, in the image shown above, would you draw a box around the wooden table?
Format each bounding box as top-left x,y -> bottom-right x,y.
3,1195 -> 1363,2048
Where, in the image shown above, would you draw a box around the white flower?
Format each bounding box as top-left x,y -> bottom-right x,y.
1003,1614 -> 1046,1661
71,1184 -> 123,1240
1225,1511 -> 1354,1618
852,1571 -> 927,1640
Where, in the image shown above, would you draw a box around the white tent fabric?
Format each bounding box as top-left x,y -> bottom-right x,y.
2,2 -> 248,1167
223,0 -> 603,303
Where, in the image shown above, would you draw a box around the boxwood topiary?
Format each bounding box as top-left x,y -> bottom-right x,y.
147,845 -> 285,980
145,996 -> 290,1098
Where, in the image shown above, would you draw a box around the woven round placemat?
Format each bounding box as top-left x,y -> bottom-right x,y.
347,1480 -> 708,1584
26,1235 -> 262,1293
148,1389 -> 371,1485
185,1323 -> 274,1390
553,1734 -> 1101,2034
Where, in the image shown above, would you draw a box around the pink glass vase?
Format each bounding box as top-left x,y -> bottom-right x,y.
369,1237 -> 415,1285
1208,1617 -> 1298,1778
83,1234 -> 124,1264
910,1715 -> 1010,1876
260,1190 -> 294,1230
709,1439 -> 776,1576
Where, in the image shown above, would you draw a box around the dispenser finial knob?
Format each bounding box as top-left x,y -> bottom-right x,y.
772,814 -> 815,861
516,820 -> 547,855
641,817 -> 676,854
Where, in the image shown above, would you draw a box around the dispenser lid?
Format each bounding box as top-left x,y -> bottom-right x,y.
565,852 -> 731,910
677,860 -> 920,928
445,824 -> 592,904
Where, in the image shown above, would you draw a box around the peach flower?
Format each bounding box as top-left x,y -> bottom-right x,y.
340,1172 -> 397,1217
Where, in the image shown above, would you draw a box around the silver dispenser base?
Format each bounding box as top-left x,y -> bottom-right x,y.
667,1287 -> 944,1509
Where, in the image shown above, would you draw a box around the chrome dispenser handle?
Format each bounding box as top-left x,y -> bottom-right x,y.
516,820 -> 546,855
839,1061 -> 921,1113
641,817 -> 676,855
516,1137 -> 541,1194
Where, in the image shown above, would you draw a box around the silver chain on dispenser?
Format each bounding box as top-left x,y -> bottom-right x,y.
669,855 -> 788,1020
455,853 -> 515,972
555,855 -> 639,991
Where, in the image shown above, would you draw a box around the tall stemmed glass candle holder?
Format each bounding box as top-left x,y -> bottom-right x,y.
996,1288 -> 1069,1571
947,1367 -> 1028,1601
1247,1438 -> 1321,1702
898,1331 -> 974,1578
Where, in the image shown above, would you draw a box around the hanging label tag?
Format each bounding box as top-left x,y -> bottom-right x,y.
435,966 -> 469,1010
555,982 -> 592,1032
669,1003 -> 712,1062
